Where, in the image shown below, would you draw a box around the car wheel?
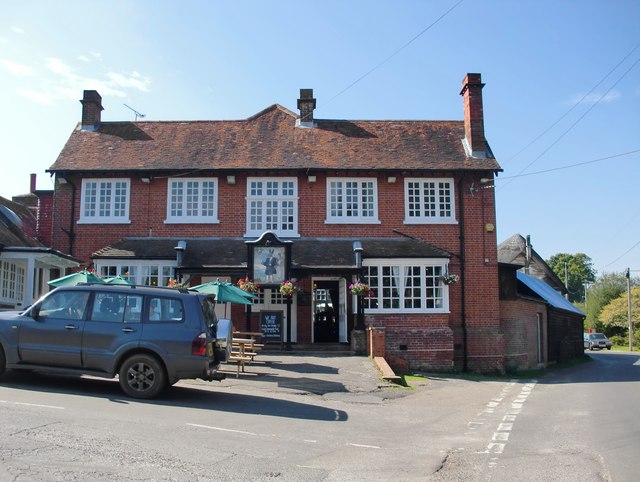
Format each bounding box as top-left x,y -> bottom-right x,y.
119,354 -> 166,399
589,345 -> 594,351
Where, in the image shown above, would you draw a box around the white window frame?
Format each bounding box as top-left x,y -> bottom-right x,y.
403,178 -> 456,224
325,177 -> 380,224
361,258 -> 450,313
94,261 -> 175,287
79,178 -> 131,224
165,177 -> 219,224
98,264 -> 138,284
0,260 -> 25,305
245,177 -> 299,237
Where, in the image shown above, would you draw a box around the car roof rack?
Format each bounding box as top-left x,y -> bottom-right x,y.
73,283 -> 193,294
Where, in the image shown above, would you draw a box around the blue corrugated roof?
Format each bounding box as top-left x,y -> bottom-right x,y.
516,272 -> 585,316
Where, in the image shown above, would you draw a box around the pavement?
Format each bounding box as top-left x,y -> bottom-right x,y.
206,351 -> 413,404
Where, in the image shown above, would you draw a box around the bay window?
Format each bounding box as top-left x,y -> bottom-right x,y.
362,259 -> 449,312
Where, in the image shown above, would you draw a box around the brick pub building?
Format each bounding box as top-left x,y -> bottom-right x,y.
47,73 -> 504,373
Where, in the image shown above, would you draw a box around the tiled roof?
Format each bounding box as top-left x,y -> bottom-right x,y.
49,105 -> 500,173
93,237 -> 451,269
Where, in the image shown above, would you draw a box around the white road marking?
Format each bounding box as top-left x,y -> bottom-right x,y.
348,443 -> 381,449
0,400 -> 65,410
187,423 -> 257,436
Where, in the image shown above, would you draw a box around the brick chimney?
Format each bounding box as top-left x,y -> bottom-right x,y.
460,73 -> 487,158
296,88 -> 316,127
80,90 -> 104,131
30,173 -> 37,193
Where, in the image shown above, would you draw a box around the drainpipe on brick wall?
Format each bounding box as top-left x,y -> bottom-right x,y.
59,176 -> 77,256
458,177 -> 468,372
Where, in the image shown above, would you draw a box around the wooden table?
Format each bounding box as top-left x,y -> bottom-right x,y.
233,331 -> 263,340
228,337 -> 257,377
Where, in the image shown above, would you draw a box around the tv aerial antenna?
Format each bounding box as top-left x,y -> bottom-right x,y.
123,103 -> 146,120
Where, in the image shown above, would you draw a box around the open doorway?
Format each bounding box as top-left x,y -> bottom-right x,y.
313,279 -> 341,343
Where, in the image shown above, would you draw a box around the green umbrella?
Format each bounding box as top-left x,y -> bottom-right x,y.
48,269 -> 105,287
190,281 -> 257,304
103,276 -> 134,285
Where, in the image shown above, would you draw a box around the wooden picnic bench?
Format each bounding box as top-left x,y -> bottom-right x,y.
227,337 -> 258,377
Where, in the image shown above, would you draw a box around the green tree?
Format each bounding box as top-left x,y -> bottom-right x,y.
582,272 -> 628,332
546,253 -> 596,303
599,286 -> 640,336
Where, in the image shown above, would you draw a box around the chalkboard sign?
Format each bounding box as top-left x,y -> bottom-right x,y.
260,311 -> 282,342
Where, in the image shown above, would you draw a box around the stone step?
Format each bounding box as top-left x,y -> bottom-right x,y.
262,343 -> 352,354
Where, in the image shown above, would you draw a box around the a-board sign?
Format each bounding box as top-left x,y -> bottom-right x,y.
260,310 -> 282,342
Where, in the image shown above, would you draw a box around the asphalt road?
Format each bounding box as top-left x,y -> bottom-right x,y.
428,350 -> 640,481
0,351 -> 638,481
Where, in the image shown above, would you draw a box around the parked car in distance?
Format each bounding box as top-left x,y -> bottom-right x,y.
0,284 -> 233,398
584,332 -> 613,351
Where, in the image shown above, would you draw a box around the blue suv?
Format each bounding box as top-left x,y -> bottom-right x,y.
0,284 -> 232,398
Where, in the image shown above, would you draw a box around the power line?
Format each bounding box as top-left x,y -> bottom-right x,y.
494,149 -> 639,180
501,40 -> 640,168
602,240 -> 640,269
319,0 -> 464,112
498,52 -> 640,192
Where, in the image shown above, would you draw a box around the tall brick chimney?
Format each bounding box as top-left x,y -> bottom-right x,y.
460,73 -> 487,158
296,88 -> 316,127
80,90 -> 104,131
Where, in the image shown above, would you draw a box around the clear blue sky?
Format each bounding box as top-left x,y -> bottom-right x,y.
1,1 -> 639,277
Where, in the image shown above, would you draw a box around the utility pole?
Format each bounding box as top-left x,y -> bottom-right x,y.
626,268 -> 633,351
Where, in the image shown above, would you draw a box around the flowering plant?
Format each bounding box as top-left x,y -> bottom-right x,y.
440,274 -> 459,285
167,278 -> 183,288
237,277 -> 260,294
349,280 -> 374,297
279,280 -> 297,298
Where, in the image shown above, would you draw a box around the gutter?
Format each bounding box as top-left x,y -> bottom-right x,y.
59,176 -> 77,255
458,177 -> 468,372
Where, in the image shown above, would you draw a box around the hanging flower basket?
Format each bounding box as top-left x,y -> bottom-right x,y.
279,280 -> 297,298
349,280 -> 374,298
440,274 -> 459,285
237,277 -> 259,294
167,278 -> 185,288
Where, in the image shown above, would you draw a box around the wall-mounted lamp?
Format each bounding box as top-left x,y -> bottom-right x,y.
57,176 -> 68,185
387,176 -> 397,183
141,177 -> 151,184
227,175 -> 236,185
308,175 -> 317,183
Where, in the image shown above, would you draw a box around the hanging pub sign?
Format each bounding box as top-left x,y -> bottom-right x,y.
246,231 -> 292,287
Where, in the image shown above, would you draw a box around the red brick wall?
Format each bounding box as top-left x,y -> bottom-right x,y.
500,299 -> 547,370
367,314 -> 455,372
50,170 -> 502,373
36,192 -> 54,246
